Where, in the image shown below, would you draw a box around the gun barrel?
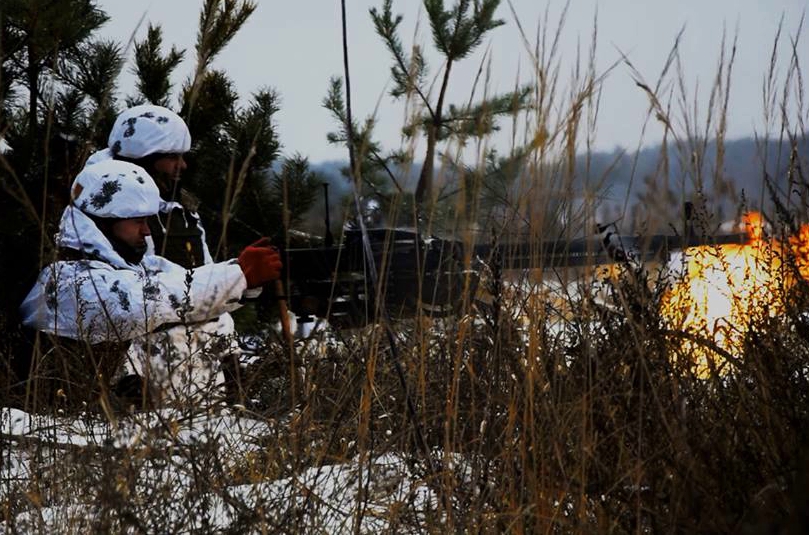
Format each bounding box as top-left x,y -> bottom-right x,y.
473,232 -> 749,269
474,238 -> 617,268
281,229 -> 750,326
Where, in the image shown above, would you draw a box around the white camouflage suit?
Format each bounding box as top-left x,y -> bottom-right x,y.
20,160 -> 247,405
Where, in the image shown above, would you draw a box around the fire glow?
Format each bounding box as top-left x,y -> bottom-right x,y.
660,212 -> 809,375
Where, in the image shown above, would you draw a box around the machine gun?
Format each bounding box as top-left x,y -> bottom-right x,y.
280,224 -> 748,328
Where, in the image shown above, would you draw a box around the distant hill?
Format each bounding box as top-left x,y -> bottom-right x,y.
585,135 -> 806,201
575,134 -> 808,231
304,134 -> 807,232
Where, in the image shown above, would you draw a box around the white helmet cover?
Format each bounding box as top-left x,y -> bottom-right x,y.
71,160 -> 161,218
108,104 -> 191,159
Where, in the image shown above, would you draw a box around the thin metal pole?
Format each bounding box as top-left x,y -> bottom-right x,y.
323,183 -> 334,247
339,0 -> 437,477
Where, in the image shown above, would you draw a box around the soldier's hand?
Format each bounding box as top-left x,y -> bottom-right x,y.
237,238 -> 282,288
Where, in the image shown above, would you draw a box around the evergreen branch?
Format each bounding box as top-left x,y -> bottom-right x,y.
425,0 -> 503,61
270,154 -> 322,228
368,149 -> 405,194
59,39 -> 124,106
403,85 -> 532,139
195,0 -> 256,72
180,69 -> 238,139
424,0 -> 453,56
323,77 -> 382,160
186,0 -> 255,122
370,1 -> 434,115
132,24 -> 185,106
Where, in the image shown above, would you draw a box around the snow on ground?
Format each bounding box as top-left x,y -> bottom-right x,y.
200,452 -> 437,533
1,407 -> 438,533
1,405 -> 274,453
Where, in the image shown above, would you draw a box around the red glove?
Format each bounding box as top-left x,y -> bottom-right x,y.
238,238 -> 283,288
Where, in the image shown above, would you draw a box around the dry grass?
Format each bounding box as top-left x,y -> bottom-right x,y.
3,4 -> 809,534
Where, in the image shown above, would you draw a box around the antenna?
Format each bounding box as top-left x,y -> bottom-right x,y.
323,183 -> 334,247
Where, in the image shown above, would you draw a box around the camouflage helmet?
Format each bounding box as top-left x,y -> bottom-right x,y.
107,104 -> 191,159
71,160 -> 161,218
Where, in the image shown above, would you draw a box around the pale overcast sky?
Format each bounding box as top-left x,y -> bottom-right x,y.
97,1 -> 807,162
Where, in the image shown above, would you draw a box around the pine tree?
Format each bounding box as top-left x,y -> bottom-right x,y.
1,0 -> 121,286
370,0 -> 531,210
270,154 -> 325,237
2,0 -> 119,192
130,23 -> 185,107
1,0 -> 122,398
323,76 -> 414,229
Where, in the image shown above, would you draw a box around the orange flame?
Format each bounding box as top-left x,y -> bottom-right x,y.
660,212 -> 805,376
788,223 -> 809,280
742,211 -> 764,241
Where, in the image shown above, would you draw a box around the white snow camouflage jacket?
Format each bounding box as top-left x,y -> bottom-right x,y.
20,206 -> 247,403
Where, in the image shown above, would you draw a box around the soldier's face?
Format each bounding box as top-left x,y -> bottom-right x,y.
151,153 -> 187,198
111,217 -> 152,250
